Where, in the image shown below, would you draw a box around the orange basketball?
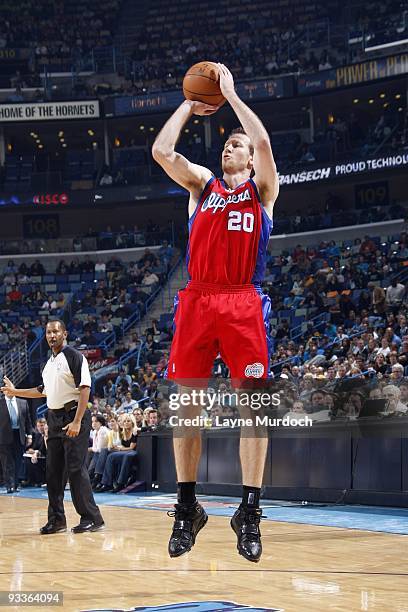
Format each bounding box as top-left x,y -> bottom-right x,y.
183,61 -> 225,106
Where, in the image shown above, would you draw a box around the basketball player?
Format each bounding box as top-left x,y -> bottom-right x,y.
152,63 -> 279,562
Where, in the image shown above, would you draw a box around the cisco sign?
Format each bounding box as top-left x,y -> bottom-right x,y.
33,193 -> 69,205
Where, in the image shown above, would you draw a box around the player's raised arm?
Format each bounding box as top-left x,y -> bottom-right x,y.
217,63 -> 279,216
152,100 -> 216,198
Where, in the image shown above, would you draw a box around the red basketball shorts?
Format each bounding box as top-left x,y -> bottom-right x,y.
166,281 -> 271,381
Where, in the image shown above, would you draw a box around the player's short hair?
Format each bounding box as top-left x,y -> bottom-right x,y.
46,319 -> 66,331
228,127 -> 254,156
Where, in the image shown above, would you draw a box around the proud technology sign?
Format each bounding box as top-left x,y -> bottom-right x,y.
279,153 -> 408,186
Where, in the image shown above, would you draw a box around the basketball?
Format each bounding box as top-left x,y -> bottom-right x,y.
183,61 -> 226,106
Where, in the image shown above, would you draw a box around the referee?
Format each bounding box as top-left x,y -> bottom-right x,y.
1,319 -> 104,534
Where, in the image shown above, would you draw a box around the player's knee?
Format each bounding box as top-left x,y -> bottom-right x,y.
236,387 -> 272,437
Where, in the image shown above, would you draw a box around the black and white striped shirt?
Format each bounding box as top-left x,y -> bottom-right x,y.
39,346 -> 91,410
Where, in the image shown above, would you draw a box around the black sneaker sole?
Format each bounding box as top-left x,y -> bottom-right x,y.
169,512 -> 208,558
230,518 -> 262,563
71,523 -> 105,534
90,522 -> 105,532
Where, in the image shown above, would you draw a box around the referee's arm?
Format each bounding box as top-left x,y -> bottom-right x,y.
63,350 -> 92,438
1,376 -> 47,398
63,386 -> 91,438
75,384 -> 91,423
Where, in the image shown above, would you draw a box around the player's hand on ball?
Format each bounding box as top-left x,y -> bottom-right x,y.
217,63 -> 235,98
63,420 -> 81,437
1,376 -> 16,397
186,100 -> 219,116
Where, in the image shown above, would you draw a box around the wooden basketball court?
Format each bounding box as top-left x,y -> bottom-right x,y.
0,496 -> 407,611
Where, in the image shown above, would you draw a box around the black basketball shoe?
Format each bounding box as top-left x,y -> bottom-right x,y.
40,520 -> 67,535
230,505 -> 263,562
167,501 -> 208,558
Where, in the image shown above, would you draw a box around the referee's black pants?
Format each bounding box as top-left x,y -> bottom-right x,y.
46,408 -> 103,525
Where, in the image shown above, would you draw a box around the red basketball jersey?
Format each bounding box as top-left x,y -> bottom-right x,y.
187,177 -> 273,285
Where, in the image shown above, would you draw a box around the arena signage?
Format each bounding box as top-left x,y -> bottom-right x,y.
33,193 -> 69,205
79,349 -> 115,372
105,77 -> 293,117
88,357 -> 115,372
0,153 -> 406,206
298,53 -> 408,93
0,100 -> 100,122
0,185 -> 176,208
279,153 -> 408,186
0,48 -> 29,60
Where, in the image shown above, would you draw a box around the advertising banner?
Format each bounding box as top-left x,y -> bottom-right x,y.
80,349 -> 115,372
278,153 -> 408,186
0,48 -> 30,60
105,77 -> 293,117
0,100 -> 100,122
0,152 -> 406,208
298,53 -> 408,94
